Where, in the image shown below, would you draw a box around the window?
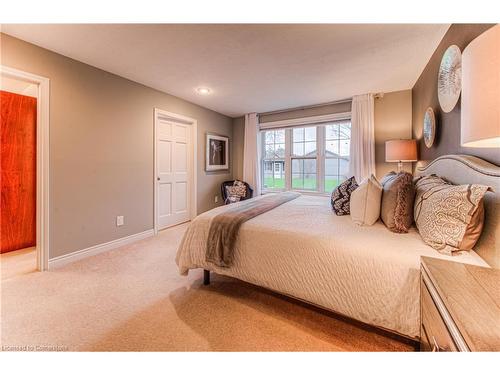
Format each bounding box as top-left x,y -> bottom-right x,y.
291,127 -> 317,190
262,129 -> 285,190
324,121 -> 351,192
261,120 -> 351,194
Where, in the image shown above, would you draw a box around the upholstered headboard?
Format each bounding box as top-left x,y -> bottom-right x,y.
415,155 -> 500,268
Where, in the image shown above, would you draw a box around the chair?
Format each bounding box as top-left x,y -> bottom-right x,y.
221,180 -> 254,204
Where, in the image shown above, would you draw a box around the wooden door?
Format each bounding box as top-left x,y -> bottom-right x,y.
1,90 -> 37,253
156,118 -> 191,230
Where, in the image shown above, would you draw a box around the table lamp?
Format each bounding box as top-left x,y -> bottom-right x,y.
461,24 -> 500,148
385,139 -> 417,172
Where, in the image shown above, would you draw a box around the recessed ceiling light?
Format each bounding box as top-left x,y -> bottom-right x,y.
196,87 -> 211,95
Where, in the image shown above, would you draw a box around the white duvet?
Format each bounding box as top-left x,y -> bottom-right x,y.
176,194 -> 488,338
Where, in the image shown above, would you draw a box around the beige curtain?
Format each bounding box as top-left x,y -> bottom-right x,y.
243,113 -> 261,195
349,93 -> 376,182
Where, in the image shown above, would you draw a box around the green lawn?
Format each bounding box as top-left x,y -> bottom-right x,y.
264,177 -> 340,192
292,178 -> 316,190
324,178 -> 340,192
264,177 -> 285,189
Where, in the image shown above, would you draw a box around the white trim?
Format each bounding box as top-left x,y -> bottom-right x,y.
259,111 -> 351,130
153,108 -> 198,235
48,230 -> 154,269
285,129 -> 292,191
317,125 -> 326,194
1,65 -> 50,271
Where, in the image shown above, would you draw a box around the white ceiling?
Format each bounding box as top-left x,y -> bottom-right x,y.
2,24 -> 449,117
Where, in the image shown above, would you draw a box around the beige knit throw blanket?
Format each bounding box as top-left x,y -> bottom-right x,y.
206,192 -> 301,267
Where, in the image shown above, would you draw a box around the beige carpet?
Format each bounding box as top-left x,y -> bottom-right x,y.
1,247 -> 37,282
0,223 -> 413,351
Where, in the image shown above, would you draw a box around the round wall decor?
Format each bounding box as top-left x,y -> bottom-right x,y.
423,107 -> 436,148
437,45 -> 462,113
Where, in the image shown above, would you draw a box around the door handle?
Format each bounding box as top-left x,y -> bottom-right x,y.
157,177 -> 160,181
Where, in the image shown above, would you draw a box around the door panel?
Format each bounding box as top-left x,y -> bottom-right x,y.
158,183 -> 172,215
158,121 -> 172,138
174,143 -> 187,172
156,117 -> 192,230
173,124 -> 187,139
1,90 -> 37,253
159,142 -> 172,174
175,182 -> 188,212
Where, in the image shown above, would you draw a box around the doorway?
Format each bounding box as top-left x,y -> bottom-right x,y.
154,109 -> 197,233
0,65 -> 50,271
1,88 -> 36,260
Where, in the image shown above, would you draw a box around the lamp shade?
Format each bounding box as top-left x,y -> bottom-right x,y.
461,24 -> 500,148
385,139 -> 417,162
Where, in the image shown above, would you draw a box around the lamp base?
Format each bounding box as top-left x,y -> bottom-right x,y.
397,161 -> 403,172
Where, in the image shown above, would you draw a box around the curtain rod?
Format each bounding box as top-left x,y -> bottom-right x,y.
257,93 -> 383,117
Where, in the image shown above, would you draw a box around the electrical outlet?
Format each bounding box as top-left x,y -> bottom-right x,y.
214,195 -> 218,203
116,216 -> 124,226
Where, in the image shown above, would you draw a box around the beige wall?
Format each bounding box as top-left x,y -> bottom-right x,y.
1,33 -> 233,259
374,90 -> 413,178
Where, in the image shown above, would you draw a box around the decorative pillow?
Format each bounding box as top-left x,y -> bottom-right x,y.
413,175 -> 490,254
380,171 -> 415,233
350,174 -> 383,226
331,176 -> 358,215
225,195 -> 241,204
225,180 -> 247,198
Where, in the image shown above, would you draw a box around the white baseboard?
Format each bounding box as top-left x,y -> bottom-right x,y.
48,229 -> 155,269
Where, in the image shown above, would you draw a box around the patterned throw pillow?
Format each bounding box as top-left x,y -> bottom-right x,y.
331,176 -> 358,215
234,179 -> 246,190
414,175 -> 490,254
225,195 -> 241,204
225,180 -> 247,198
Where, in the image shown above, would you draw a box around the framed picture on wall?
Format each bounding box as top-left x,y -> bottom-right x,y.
206,133 -> 229,171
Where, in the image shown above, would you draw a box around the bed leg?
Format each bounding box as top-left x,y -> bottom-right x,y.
203,269 -> 210,285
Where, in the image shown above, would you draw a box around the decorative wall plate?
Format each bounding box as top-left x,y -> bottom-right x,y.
438,45 -> 462,113
423,107 -> 436,148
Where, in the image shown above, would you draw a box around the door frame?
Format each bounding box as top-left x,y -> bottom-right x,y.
153,108 -> 197,234
1,65 -> 50,271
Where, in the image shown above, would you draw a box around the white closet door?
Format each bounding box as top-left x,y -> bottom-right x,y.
156,119 -> 191,230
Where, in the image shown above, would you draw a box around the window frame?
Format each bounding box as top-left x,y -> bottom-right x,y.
261,129 -> 287,192
290,126 -> 321,193
260,116 -> 351,196
324,121 -> 351,193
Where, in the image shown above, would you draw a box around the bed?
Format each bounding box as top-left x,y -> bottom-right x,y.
175,155 -> 500,340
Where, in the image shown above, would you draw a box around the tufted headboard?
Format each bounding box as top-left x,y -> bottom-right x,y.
415,155 -> 500,268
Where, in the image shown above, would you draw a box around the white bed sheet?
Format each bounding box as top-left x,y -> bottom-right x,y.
175,194 -> 488,338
